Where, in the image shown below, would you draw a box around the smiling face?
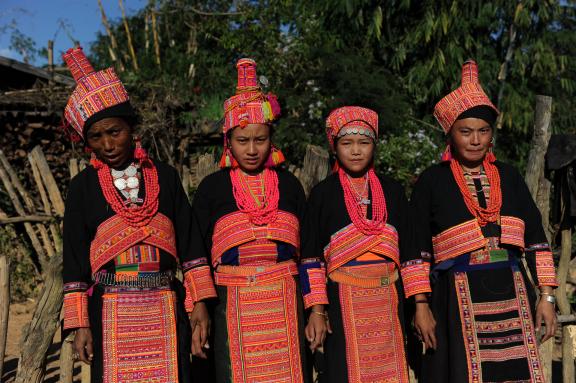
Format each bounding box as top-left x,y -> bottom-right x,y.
229,123 -> 271,174
449,117 -> 493,170
334,132 -> 375,176
85,117 -> 133,169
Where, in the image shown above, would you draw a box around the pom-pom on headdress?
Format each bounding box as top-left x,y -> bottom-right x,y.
62,47 -> 135,141
220,58 -> 284,168
433,60 -> 499,134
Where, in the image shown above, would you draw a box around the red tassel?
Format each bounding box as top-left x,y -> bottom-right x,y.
264,145 -> 285,168
440,145 -> 452,162
486,144 -> 497,162
133,137 -> 148,162
90,152 -> 103,169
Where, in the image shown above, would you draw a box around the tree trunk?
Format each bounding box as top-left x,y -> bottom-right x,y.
14,253 -> 63,383
0,254 -> 9,379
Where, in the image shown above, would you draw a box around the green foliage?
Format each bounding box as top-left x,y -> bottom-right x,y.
84,0 -> 575,185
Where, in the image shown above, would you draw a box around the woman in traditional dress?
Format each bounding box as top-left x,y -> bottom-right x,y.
300,106 -> 435,383
412,60 -> 557,382
61,47 -> 216,383
189,58 -> 311,383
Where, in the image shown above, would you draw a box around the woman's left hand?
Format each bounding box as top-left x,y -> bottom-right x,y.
535,298 -> 557,343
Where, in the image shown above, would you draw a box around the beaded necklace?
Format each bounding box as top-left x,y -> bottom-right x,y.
338,167 -> 387,235
450,156 -> 502,226
230,168 -> 279,225
90,143 -> 159,227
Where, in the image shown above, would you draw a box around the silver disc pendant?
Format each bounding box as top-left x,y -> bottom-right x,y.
125,165 -> 137,177
114,178 -> 127,190
126,176 -> 139,188
360,198 -> 371,205
128,189 -> 139,200
111,168 -> 124,178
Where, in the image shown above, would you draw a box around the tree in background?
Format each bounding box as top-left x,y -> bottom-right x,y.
86,0 -> 575,186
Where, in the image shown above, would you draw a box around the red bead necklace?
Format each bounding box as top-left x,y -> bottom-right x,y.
450,156 -> 502,226
339,167 -> 387,235
230,168 -> 279,225
90,149 -> 159,227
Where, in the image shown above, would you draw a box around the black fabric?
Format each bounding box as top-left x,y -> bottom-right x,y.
190,168 -> 307,264
83,101 -> 138,137
301,172 -> 418,266
62,160 -> 197,383
456,105 -> 498,127
546,134 -> 576,170
410,161 -> 550,285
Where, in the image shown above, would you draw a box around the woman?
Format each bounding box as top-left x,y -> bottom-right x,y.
412,60 -> 557,382
61,47 -> 216,382
300,106 -> 434,383
190,58 -> 310,383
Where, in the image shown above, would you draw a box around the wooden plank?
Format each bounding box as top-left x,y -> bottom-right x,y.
557,229 -> 575,383
0,150 -> 35,213
58,331 -> 75,383
30,146 -> 65,217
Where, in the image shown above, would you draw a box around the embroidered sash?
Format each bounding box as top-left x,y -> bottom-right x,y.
211,210 -> 299,265
90,213 -> 177,274
432,216 -> 525,264
323,223 -> 399,274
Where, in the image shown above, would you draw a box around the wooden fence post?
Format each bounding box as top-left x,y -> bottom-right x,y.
557,228 -> 575,383
523,95 -> 555,382
0,253 -> 9,379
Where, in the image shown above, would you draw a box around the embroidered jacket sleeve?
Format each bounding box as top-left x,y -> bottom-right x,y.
62,175 -> 92,330
392,181 -> 431,298
514,170 -> 557,287
299,184 -> 329,309
173,169 -> 216,312
408,171 -> 435,292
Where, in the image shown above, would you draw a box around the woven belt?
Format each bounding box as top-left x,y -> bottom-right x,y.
93,270 -> 173,288
329,268 -> 399,288
214,262 -> 298,287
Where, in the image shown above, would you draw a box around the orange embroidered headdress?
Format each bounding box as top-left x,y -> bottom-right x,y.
433,60 -> 499,133
220,58 -> 284,168
62,47 -> 136,141
325,106 -> 378,151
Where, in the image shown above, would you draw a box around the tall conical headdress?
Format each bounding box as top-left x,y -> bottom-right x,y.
63,47 -> 135,141
433,60 -> 499,133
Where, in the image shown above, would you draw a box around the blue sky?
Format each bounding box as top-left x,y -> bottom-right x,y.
0,0 -> 147,66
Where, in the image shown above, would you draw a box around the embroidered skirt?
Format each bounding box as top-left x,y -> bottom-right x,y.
321,262 -> 409,383
421,252 -> 543,383
213,262 -> 312,383
88,281 -> 191,383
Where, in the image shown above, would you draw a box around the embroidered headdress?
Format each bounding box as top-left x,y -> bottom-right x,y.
433,60 -> 499,133
63,47 -> 136,141
325,106 -> 378,151
220,58 -> 284,168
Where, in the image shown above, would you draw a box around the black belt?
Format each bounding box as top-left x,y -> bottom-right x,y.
92,270 -> 173,288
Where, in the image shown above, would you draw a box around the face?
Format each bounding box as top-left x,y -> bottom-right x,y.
86,117 -> 133,169
335,133 -> 375,176
229,123 -> 271,174
449,117 -> 493,169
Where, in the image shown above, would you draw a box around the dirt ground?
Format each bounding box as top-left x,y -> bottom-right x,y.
2,300 -> 81,383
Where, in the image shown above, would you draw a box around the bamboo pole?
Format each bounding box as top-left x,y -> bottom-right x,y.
30,146 -> 65,217
118,0 -> 139,71
97,0 -> 125,72
0,253 -> 9,379
0,154 -> 46,270
0,215 -> 53,224
151,9 -> 161,67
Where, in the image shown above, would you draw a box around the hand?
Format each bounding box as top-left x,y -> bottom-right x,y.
305,305 -> 332,351
189,301 -> 211,359
535,298 -> 557,343
414,301 -> 437,350
73,328 -> 94,364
